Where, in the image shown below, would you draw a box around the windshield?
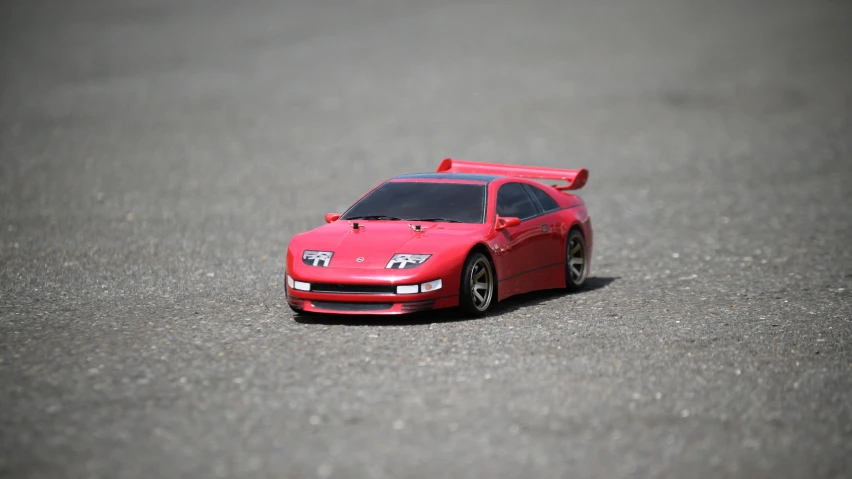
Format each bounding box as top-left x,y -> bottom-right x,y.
341,181 -> 486,223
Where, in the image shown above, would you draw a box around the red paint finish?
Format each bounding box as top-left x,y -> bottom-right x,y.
285,160 -> 593,315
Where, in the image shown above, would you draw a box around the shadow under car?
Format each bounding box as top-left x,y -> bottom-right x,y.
292,276 -> 618,327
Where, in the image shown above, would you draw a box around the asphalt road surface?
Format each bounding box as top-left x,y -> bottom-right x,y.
2,0 -> 851,478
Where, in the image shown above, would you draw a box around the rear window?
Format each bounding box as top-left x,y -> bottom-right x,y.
526,184 -> 560,212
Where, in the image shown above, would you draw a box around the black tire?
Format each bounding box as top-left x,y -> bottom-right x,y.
287,301 -> 316,317
459,252 -> 496,316
565,228 -> 589,291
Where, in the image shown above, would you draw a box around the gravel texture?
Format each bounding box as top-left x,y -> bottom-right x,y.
1,0 -> 851,477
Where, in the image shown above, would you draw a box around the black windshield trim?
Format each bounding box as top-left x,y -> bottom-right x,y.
393,172 -> 500,183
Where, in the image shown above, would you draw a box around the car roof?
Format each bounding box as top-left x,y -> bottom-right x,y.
393,172 -> 501,182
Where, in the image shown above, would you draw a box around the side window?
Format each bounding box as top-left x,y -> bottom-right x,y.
496,183 -> 541,220
526,184 -> 560,213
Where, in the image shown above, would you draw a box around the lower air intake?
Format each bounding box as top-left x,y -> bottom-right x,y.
311,301 -> 393,312
401,300 -> 435,313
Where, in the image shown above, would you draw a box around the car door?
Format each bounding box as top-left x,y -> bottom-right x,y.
493,182 -> 546,292
523,182 -> 567,274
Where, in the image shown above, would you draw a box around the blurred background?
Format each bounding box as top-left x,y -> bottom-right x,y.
1,0 -> 850,477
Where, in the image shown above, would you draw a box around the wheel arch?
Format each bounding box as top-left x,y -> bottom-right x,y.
468,242 -> 498,298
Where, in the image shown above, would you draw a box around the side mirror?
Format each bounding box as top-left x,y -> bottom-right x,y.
325,213 -> 342,223
495,216 -> 521,231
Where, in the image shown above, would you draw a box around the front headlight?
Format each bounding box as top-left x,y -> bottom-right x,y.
303,250 -> 334,267
386,253 -> 432,269
286,275 -> 310,291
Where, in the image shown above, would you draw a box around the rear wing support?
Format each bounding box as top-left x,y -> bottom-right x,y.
436,159 -> 588,190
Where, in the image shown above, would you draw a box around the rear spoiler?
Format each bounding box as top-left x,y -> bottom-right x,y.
436,159 -> 589,191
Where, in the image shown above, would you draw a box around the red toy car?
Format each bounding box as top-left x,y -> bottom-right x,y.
285,159 -> 592,316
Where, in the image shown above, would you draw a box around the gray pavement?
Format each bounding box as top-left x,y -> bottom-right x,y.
1,0 -> 851,477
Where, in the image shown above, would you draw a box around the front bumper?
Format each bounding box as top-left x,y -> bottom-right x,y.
284,269 -> 459,315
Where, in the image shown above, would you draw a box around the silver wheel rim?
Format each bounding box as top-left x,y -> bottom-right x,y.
568,236 -> 587,285
469,257 -> 494,311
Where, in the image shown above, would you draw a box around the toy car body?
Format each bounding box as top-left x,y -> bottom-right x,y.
285,159 -> 592,316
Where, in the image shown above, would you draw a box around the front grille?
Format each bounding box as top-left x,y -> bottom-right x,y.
310,283 -> 397,295
311,301 -> 393,311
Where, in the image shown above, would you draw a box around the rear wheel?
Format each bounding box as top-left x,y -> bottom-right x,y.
565,229 -> 588,291
459,252 -> 495,316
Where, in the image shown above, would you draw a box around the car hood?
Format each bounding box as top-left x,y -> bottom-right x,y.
290,220 -> 487,269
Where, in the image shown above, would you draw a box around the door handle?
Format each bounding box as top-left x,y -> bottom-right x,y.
540,224 -> 549,232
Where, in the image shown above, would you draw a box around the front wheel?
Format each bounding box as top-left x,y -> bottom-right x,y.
459,252 -> 496,316
565,229 -> 589,291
